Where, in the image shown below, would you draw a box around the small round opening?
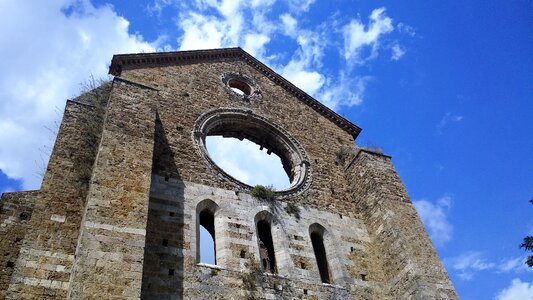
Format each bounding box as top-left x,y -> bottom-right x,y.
228,79 -> 252,96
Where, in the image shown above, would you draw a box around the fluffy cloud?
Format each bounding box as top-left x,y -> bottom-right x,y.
0,1 -> 155,189
343,7 -> 394,64
496,278 -> 533,300
177,0 -> 275,61
280,13 -> 298,36
281,60 -> 325,96
243,33 -> 271,58
318,74 -> 369,110
413,196 -> 454,246
179,13 -> 227,50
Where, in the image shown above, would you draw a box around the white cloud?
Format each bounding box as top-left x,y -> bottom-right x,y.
318,74 -> 369,110
179,13 -> 226,50
343,7 -> 394,64
177,0 -> 275,59
397,22 -> 416,37
437,112 -> 464,134
391,42 -> 405,60
251,0 -> 276,8
446,251 -> 495,280
445,252 -> 532,281
287,0 -> 316,12
0,1 -> 155,189
205,136 -> 290,190
243,33 -> 271,58
276,14 -> 330,97
281,59 -> 325,96
280,14 -> 298,36
498,256 -> 533,274
173,2 -> 406,110
496,278 -> 533,300
413,196 -> 453,246
147,0 -> 175,16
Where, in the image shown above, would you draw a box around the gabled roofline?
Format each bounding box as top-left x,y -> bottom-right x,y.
109,47 -> 362,139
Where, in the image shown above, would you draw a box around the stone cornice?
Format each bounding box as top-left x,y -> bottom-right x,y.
108,47 -> 362,139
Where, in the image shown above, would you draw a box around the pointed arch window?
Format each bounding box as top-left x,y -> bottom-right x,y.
310,223 -> 331,283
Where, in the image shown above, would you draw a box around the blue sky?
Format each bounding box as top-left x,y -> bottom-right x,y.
0,0 -> 532,298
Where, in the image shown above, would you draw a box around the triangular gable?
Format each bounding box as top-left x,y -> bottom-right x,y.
109,47 -> 362,139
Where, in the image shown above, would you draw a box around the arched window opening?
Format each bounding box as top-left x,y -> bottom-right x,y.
199,210 -> 216,264
196,199 -> 218,265
310,225 -> 331,283
257,220 -> 276,273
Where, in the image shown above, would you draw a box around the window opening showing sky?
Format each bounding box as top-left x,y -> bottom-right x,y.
205,136 -> 290,190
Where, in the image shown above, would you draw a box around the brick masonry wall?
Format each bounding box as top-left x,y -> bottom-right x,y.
67,80 -> 158,299
142,175 -> 374,299
345,150 -> 458,299
120,58 -> 357,216
5,100 -> 104,299
0,191 -> 38,299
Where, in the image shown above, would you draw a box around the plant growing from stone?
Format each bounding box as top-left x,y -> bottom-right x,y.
73,77 -> 111,200
285,202 -> 301,220
334,146 -> 352,165
251,185 -> 275,202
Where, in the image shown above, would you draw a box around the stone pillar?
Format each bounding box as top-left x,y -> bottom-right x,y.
68,79 -> 158,299
345,149 -> 457,299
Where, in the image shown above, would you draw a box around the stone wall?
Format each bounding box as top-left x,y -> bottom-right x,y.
5,99 -> 104,299
0,191 -> 38,299
142,175 -> 374,299
120,58 -> 357,216
345,150 -> 458,299
1,49 -> 457,299
67,80 -> 158,299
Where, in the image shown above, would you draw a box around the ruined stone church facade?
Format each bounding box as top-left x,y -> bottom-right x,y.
0,48 -> 457,299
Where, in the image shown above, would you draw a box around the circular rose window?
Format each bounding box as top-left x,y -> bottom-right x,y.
193,109 -> 311,196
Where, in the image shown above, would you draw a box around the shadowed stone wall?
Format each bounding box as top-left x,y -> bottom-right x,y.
67,80 -> 158,299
